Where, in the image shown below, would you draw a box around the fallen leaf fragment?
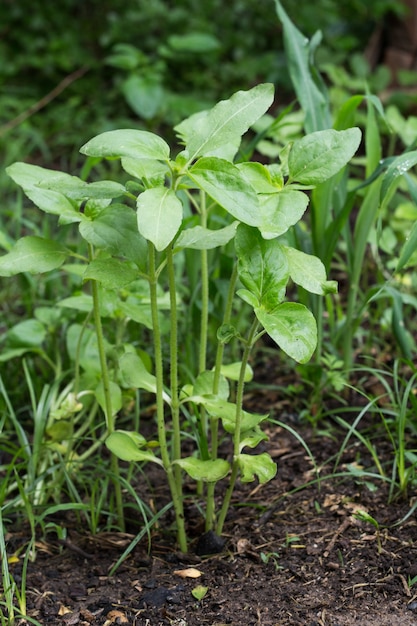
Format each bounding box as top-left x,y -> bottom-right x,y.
103,609 -> 129,625
58,605 -> 73,616
174,567 -> 203,578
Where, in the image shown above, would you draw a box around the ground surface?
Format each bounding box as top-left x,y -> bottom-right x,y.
6,378 -> 417,626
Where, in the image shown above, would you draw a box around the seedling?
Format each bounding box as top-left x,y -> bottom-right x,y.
354,509 -> 382,553
260,551 -> 283,571
2,83 -> 360,551
191,585 -> 208,601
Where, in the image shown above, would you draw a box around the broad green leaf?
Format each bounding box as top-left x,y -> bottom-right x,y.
255,303 -> 317,363
119,351 -> 171,403
122,74 -> 164,119
202,398 -> 268,433
220,362 -> 253,382
174,457 -> 230,482
0,347 -> 43,362
274,0 -> 331,133
119,301 -> 153,329
59,292 -> 119,318
0,236 -> 68,276
258,190 -> 309,239
239,429 -> 268,452
189,157 -> 259,225
22,187 -> 81,224
237,452 -> 277,483
193,370 -> 229,400
95,381 -> 122,417
7,161 -> 125,203
6,319 -> 46,347
175,222 -> 238,250
288,128 -> 361,185
106,430 -> 163,465
7,162 -> 77,190
175,83 -> 274,162
38,178 -> 126,200
79,204 -> 148,269
282,246 -> 337,295
65,324 -> 103,374
84,258 -> 138,289
380,150 -> 417,212
121,157 -> 168,183
137,187 -> 183,251
80,129 -> 170,161
235,224 -> 289,311
237,162 -> 282,193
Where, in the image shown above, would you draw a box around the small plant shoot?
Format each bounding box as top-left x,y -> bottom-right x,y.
2,83 -> 360,551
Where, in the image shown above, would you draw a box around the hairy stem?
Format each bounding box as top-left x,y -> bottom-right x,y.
88,245 -> 125,531
149,243 -> 187,552
216,317 -> 260,536
205,264 -> 238,531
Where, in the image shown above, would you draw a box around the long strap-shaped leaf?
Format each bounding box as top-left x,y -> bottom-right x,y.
274,0 -> 331,133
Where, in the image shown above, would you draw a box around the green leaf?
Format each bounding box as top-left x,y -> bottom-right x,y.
174,457 -> 230,482
237,162 -> 282,193
380,150 -> 417,212
42,179 -> 125,201
220,362 -> 253,382
235,224 -> 289,311
168,32 -> 221,53
106,431 -> 163,465
188,157 -> 259,226
202,398 -> 268,433
6,319 -> 46,347
137,187 -> 183,251
274,0 -> 331,133
7,161 -> 125,204
258,190 -> 309,239
122,74 -> 164,119
288,128 -> 361,185
7,161 -> 77,191
80,129 -> 170,161
20,187 -> 81,224
255,303 -> 317,363
282,246 -> 337,295
84,258 -> 138,289
95,381 -> 122,417
175,83 -> 274,161
79,204 -> 148,269
193,370 -> 229,400
397,219 -> 417,271
0,236 -> 68,276
121,158 -> 168,183
175,222 -> 238,250
239,429 -> 268,452
191,585 -> 209,601
237,452 -> 277,483
119,352 -> 171,403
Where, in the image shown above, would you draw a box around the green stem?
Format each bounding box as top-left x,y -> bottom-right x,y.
199,190 -> 209,375
88,245 -> 124,531
148,243 -> 187,552
216,316 -> 260,536
205,264 -> 238,531
166,246 -> 182,490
